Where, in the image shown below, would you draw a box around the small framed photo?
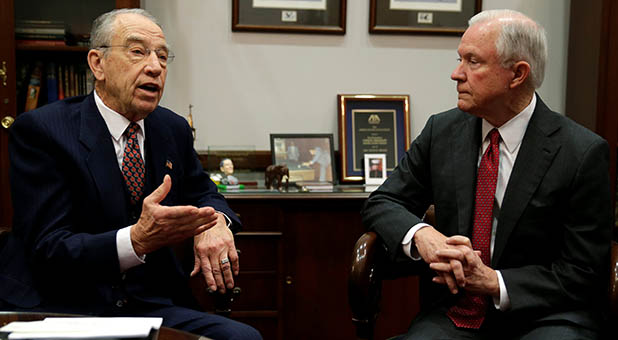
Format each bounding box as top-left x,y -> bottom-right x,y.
369,0 -> 482,35
338,94 -> 411,183
364,153 -> 387,185
232,0 -> 347,34
270,134 -> 336,183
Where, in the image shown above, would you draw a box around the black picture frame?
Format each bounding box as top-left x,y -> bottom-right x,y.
232,0 -> 347,34
369,0 -> 482,35
270,133 -> 336,183
338,94 -> 410,183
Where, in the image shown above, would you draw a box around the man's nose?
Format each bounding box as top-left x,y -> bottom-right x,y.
451,63 -> 464,81
144,52 -> 163,73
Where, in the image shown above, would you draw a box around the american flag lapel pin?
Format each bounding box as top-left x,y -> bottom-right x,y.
165,160 -> 173,170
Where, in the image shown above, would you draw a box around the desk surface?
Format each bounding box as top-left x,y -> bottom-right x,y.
221,185 -> 371,199
0,312 -> 209,340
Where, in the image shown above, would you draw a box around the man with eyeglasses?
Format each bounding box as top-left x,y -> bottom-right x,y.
0,8 -> 261,340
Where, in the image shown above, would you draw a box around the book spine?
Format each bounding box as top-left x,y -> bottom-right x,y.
57,64 -> 64,100
16,39 -> 66,47
63,65 -> 70,98
15,27 -> 65,35
46,62 -> 58,103
24,62 -> 43,112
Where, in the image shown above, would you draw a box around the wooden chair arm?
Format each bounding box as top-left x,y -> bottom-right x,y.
349,231 -> 382,340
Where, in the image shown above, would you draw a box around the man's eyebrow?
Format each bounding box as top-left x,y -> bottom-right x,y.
124,35 -> 170,51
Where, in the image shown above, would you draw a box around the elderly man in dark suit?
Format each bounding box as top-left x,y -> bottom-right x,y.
362,9 -> 612,340
0,8 -> 261,340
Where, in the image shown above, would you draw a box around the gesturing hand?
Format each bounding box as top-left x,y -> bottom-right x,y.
190,216 -> 239,294
130,175 -> 219,256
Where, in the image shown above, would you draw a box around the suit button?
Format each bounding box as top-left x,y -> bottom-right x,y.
115,299 -> 128,308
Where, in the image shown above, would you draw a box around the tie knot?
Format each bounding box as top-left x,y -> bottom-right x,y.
488,128 -> 500,146
125,122 -> 140,137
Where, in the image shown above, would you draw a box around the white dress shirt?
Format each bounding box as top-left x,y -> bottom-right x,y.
94,90 -> 147,272
402,94 -> 537,311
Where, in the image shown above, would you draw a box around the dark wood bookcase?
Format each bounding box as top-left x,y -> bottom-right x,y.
0,0 -> 139,230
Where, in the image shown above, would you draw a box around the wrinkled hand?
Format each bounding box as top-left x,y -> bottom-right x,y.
430,236 -> 500,297
130,175 -> 219,256
190,215 -> 239,293
414,226 -> 466,294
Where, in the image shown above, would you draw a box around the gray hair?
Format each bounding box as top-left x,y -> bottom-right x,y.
90,8 -> 161,49
469,9 -> 547,89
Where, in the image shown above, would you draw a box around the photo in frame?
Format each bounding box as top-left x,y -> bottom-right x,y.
369,0 -> 482,35
270,134 -> 336,183
232,0 -> 347,34
364,153 -> 387,185
338,94 -> 410,183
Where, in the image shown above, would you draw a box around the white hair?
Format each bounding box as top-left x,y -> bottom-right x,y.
90,8 -> 162,49
469,9 -> 548,89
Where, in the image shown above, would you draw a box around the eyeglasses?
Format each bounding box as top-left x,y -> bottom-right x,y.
98,45 -> 175,66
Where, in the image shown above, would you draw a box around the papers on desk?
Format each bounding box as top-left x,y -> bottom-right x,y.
0,317 -> 162,339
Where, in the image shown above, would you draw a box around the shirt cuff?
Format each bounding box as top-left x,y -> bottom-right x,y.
116,225 -> 146,273
493,270 -> 511,311
216,211 -> 232,227
401,223 -> 431,260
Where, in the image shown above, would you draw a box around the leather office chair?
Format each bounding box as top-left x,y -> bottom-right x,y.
348,206 -> 618,340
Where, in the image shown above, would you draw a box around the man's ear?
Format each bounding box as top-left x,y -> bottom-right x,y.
509,61 -> 531,89
87,49 -> 105,81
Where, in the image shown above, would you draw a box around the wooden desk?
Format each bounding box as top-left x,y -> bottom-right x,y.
0,312 -> 208,340
190,188 -> 420,340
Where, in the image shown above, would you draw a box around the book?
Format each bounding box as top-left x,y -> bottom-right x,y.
16,39 -> 66,47
57,64 -> 64,100
15,62 -> 29,112
296,181 -> 334,191
46,62 -> 58,103
24,62 -> 43,112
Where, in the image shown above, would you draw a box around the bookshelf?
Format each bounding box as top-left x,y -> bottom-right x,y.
0,0 -> 140,229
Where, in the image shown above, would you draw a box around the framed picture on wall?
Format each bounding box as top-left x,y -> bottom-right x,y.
369,0 -> 482,35
270,134 -> 336,183
338,94 -> 410,183
232,0 -> 347,34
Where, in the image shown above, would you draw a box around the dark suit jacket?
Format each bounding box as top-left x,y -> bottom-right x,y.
362,97 -> 612,330
0,93 -> 241,313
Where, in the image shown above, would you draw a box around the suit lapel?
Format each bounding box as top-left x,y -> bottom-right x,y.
144,111 -> 173,197
452,114 -> 482,237
491,99 -> 561,266
79,94 -> 128,224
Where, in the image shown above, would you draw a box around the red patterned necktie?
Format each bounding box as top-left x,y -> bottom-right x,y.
447,128 -> 500,329
122,122 -> 145,205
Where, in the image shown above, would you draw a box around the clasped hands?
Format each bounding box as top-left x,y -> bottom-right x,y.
414,226 -> 500,298
130,174 -> 238,293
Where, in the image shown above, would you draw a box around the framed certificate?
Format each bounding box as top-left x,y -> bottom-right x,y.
232,0 -> 347,34
337,94 -> 410,182
369,0 -> 482,35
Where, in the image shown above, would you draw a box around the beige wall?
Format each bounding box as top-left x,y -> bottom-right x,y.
143,0 -> 570,150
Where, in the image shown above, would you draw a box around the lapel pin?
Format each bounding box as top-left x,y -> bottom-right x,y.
165,160 -> 173,170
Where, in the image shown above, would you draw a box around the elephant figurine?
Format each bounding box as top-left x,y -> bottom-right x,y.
265,164 -> 289,191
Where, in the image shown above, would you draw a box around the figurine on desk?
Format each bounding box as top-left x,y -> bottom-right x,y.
219,158 -> 239,185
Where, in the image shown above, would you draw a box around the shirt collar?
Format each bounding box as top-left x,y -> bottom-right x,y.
481,94 -> 536,153
93,90 -> 145,141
